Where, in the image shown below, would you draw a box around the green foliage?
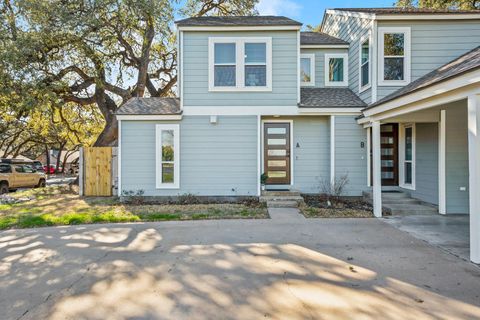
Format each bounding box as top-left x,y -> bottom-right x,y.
395,0 -> 480,9
0,0 -> 259,148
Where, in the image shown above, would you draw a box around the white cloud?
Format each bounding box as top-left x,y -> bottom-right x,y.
256,0 -> 302,17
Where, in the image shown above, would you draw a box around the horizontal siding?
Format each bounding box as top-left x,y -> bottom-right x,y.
183,31 -> 298,106
335,116 -> 368,196
445,101 -> 469,214
291,117 -> 330,193
121,116 -> 258,196
323,14 -> 373,104
408,123 -> 439,205
300,48 -> 349,88
377,20 -> 480,101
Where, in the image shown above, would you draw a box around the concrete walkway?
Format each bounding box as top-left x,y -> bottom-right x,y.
383,214 -> 470,261
1,218 -> 480,320
267,207 -> 305,220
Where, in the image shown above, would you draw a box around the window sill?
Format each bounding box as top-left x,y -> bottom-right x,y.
208,86 -> 272,92
359,84 -> 371,93
300,82 -> 315,87
156,184 -> 180,189
325,82 -> 348,87
378,80 -> 410,87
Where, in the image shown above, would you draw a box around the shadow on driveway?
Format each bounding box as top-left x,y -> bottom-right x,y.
1,218 -> 479,319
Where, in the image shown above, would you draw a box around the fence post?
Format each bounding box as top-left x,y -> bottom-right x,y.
78,147 -> 84,196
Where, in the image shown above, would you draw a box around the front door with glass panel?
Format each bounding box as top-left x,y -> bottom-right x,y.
264,123 -> 291,185
380,124 -> 399,186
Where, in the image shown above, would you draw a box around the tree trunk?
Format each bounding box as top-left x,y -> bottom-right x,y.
94,118 -> 118,147
45,146 -> 50,176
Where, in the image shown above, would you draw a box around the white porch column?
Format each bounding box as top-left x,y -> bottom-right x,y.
330,116 -> 335,187
468,95 -> 480,263
438,110 -> 446,215
372,121 -> 382,217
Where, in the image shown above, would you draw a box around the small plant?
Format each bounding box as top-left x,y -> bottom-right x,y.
260,173 -> 268,185
319,173 -> 350,204
177,193 -> 200,205
122,189 -> 145,205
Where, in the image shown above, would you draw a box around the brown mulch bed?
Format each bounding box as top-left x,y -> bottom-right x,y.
300,194 -> 374,218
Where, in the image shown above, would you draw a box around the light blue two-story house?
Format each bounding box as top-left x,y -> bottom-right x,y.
116,8 -> 480,263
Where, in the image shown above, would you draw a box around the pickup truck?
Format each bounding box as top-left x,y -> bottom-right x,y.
0,162 -> 46,194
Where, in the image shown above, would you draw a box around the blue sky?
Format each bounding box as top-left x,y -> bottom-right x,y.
256,0 -> 395,27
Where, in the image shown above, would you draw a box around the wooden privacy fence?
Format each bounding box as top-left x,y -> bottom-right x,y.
80,147 -> 117,196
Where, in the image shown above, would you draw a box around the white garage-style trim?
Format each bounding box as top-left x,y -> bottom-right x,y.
468,94 -> 480,264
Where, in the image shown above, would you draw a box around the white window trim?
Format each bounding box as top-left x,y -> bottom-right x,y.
324,53 -> 349,87
300,53 -> 315,87
399,123 -> 416,190
208,37 -> 272,92
359,32 -> 372,93
378,27 -> 411,87
156,124 -> 180,189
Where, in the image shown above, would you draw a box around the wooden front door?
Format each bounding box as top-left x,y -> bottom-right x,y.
370,123 -> 399,186
264,122 -> 291,185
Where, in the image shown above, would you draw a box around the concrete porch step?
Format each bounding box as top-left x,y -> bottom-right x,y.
262,190 -> 301,197
384,204 -> 438,216
363,191 -> 410,199
260,195 -> 304,203
266,200 -> 299,208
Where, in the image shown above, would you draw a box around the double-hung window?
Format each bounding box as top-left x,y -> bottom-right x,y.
209,37 -> 272,91
379,27 -> 411,86
400,123 -> 415,189
325,53 -> 348,87
156,124 -> 180,189
359,34 -> 371,91
300,54 -> 315,86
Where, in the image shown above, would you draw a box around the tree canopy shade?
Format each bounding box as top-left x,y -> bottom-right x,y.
395,0 -> 480,9
0,0 -> 258,147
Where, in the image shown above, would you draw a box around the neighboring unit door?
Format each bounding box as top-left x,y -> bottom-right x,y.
380,123 -> 399,186
370,124 -> 399,186
264,122 -> 291,185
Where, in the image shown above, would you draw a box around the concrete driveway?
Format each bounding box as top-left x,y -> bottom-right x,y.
1,218 -> 480,320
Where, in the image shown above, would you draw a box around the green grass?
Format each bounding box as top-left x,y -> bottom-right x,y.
0,186 -> 268,229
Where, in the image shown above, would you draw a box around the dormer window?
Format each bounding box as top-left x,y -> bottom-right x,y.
300,54 -> 315,86
208,37 -> 272,91
325,53 -> 348,87
379,27 -> 411,86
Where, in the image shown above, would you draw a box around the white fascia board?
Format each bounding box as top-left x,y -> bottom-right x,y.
116,115 -> 183,121
363,68 -> 480,119
301,45 -> 349,49
182,106 -> 363,116
325,9 -> 480,21
378,14 -> 480,20
177,25 -> 301,31
299,108 -> 363,114
325,9 -> 376,20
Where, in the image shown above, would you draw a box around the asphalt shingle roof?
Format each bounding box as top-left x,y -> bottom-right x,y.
176,16 -> 302,27
333,7 -> 480,14
299,88 -> 366,108
301,32 -> 348,45
116,97 -> 181,115
368,46 -> 480,109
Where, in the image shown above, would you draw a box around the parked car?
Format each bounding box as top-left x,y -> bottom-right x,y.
43,165 -> 56,174
32,160 -> 44,172
0,159 -> 46,194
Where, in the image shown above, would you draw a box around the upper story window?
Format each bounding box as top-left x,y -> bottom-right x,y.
379,27 -> 411,86
208,37 -> 272,91
300,54 -> 315,86
359,34 -> 371,92
325,53 -> 348,87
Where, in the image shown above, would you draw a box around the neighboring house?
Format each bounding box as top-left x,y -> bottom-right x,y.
116,8 -> 480,263
37,150 -> 80,172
